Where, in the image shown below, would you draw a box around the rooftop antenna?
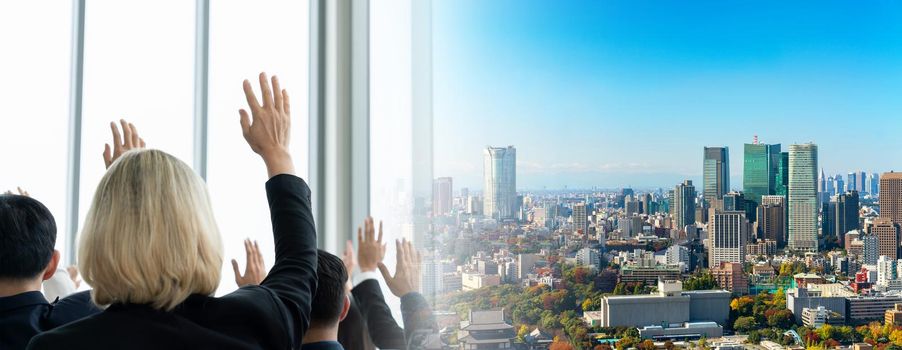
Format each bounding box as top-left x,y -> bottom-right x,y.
753,135 -> 759,145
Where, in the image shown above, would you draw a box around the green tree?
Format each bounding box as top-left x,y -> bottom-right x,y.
734,316 -> 758,333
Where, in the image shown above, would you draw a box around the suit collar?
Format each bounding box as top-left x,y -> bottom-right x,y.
0,290 -> 48,313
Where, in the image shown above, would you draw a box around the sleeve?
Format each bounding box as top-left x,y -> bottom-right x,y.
400,292 -> 438,349
42,268 -> 77,302
351,279 -> 406,350
259,174 -> 319,349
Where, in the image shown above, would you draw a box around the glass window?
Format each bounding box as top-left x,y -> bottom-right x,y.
370,0 -> 416,321
207,0 -> 309,295
0,3 -> 73,255
78,0 -> 196,240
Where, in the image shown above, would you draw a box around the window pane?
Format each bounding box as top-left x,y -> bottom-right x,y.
207,0 -> 309,295
0,3 -> 72,255
78,0 -> 196,242
370,0 -> 415,321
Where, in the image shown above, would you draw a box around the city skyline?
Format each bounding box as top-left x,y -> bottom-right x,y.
433,0 -> 902,190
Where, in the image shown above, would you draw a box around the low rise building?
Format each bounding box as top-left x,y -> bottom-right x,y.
847,294 -> 902,324
462,272 -> 501,291
638,322 -> 723,340
597,280 -> 730,327
885,303 -> 902,326
801,306 -> 844,328
619,264 -> 681,285
711,262 -> 749,295
458,310 -> 515,350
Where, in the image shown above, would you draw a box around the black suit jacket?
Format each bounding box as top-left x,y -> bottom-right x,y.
343,279 -> 437,350
0,290 -> 100,350
28,174 -> 318,350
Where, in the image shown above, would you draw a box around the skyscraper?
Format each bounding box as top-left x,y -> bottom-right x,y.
572,202 -> 588,235
673,180 -> 696,231
847,172 -> 857,193
703,147 -> 730,208
788,143 -> 818,252
432,177 -> 453,216
859,171 -> 868,193
743,142 -> 781,210
483,146 -> 516,220
834,175 -> 845,197
874,218 -> 901,260
776,152 -> 789,196
868,173 -> 880,196
759,195 -> 786,247
834,191 -> 860,244
709,211 -> 748,268
881,172 -> 902,223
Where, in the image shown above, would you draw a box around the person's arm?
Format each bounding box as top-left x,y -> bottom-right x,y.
380,239 -> 438,346
241,73 -> 316,348
351,218 -> 407,349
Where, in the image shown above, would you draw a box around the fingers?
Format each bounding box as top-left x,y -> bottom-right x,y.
357,226 -> 363,246
110,121 -> 123,154
103,144 -> 112,168
139,138 -> 146,148
259,72 -> 273,108
244,239 -> 253,268
17,187 -> 28,197
242,79 -> 261,111
120,119 -> 133,148
345,240 -> 354,257
272,76 -> 283,112
282,89 -> 290,116
395,239 -> 404,269
239,109 -> 251,137
128,122 -> 140,148
231,259 -> 241,279
365,217 -> 375,242
254,240 -> 264,268
378,262 -> 392,281
377,220 -> 384,244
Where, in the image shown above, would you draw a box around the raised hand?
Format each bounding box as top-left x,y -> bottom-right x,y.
239,72 -> 294,178
103,119 -> 145,169
343,240 -> 356,275
231,239 -> 267,287
4,187 -> 29,197
378,238 -> 422,297
67,266 -> 82,289
357,217 -> 386,273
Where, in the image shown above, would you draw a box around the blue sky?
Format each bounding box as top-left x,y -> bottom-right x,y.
431,0 -> 902,191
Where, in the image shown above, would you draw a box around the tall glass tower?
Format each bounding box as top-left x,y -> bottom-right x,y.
483,146 -> 517,220
703,147 -> 730,207
775,152 -> 789,196
743,143 -> 781,208
788,143 -> 818,252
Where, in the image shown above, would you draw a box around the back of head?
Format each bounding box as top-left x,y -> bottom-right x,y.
79,149 -> 223,311
0,195 -> 56,281
311,250 -> 349,328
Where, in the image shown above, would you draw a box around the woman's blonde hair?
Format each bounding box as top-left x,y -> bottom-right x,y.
79,149 -> 222,311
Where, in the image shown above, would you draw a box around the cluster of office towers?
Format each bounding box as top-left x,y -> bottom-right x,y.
671,140 -> 902,268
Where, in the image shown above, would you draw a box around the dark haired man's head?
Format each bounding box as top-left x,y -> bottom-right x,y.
310,249 -> 350,329
0,194 -> 60,289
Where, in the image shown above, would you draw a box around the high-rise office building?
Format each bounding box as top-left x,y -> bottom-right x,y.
881,172 -> 902,223
874,218 -> 901,260
759,198 -> 786,247
572,202 -> 588,235
743,143 -> 781,208
834,175 -> 845,197
776,152 -> 789,196
703,147 -> 730,208
818,169 -> 827,194
432,177 -> 453,216
868,173 -> 880,196
673,180 -> 696,231
709,211 -> 748,268
834,191 -> 860,244
862,234 -> 880,265
859,171 -> 868,194
483,146 -> 516,220
847,172 -> 858,193
822,200 -> 835,239
788,143 -> 818,252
